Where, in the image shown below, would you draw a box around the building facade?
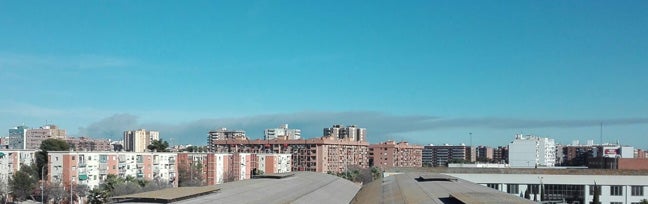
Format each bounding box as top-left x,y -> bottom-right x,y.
323,125 -> 366,142
207,128 -> 246,152
264,124 -> 301,140
65,137 -> 112,151
7,125 -> 29,149
508,134 -> 556,167
209,136 -> 369,173
476,146 -> 494,162
123,129 -> 159,152
176,152 -> 291,185
47,151 -> 178,190
25,125 -> 67,150
369,141 -> 423,170
0,150 -> 37,186
447,172 -> 648,204
422,144 -> 473,167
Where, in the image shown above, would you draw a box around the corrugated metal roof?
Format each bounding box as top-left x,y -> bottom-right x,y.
112,186 -> 220,203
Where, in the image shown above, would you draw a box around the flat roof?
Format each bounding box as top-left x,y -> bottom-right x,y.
112,186 -> 220,203
351,173 -> 533,204
390,167 -> 648,175
172,171 -> 360,204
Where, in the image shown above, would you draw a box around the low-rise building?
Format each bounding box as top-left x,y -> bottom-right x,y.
47,151 -> 178,190
0,150 -> 37,184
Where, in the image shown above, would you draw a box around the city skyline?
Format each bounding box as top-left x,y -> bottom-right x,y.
2,1 -> 648,148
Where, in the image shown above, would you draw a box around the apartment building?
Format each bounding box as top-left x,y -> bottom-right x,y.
209,136 -> 369,173
65,137 -> 112,151
176,152 -> 291,185
7,125 -> 29,149
264,124 -> 301,140
47,151 -> 178,190
207,128 -> 246,152
508,134 -> 556,167
493,146 -> 509,164
422,144 -> 472,167
475,146 -> 494,162
0,150 -> 37,185
323,125 -> 366,142
26,125 -> 67,149
369,140 -> 423,170
123,129 -> 159,152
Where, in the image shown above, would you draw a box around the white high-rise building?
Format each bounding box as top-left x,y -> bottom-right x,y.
508,134 -> 556,167
123,129 -> 160,152
264,124 -> 301,140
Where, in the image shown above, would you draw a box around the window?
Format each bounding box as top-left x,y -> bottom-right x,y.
610,185 -> 623,196
610,202 -> 622,204
631,186 -> 644,196
486,184 -> 499,190
507,184 -> 519,194
72,156 -> 75,160
589,185 -> 601,195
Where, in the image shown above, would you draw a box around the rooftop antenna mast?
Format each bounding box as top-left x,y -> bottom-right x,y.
600,122 -> 603,145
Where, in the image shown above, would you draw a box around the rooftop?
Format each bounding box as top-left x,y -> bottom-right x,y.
351,173 -> 533,204
389,167 -> 648,175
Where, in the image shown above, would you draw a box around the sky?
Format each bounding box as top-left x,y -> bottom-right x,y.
1,1 -> 647,148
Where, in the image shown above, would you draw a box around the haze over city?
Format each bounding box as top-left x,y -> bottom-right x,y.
1,1 -> 648,148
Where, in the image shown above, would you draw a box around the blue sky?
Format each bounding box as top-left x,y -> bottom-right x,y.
1,1 -> 647,148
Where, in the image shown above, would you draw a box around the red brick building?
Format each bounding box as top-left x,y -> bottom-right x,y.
369,141 -> 423,170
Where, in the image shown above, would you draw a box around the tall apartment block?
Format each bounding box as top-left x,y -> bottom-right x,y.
209,136 -> 369,173
264,124 -> 301,140
47,151 -> 178,190
0,150 -> 37,185
176,152 -> 291,185
323,125 -> 366,142
422,144 -> 473,167
369,141 -> 423,170
25,125 -> 67,149
207,128 -> 246,152
7,125 -> 29,149
508,134 -> 556,167
123,129 -> 159,152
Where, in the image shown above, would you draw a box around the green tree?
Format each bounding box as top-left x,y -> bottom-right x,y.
87,188 -> 109,204
639,199 -> 648,204
147,139 -> 170,152
37,139 -> 70,179
9,164 -> 38,201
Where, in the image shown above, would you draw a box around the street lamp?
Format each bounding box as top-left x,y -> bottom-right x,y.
41,165 -> 46,204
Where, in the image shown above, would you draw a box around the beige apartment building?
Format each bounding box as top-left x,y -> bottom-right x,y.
123,129 -> 159,152
369,140 -> 423,170
25,125 -> 67,149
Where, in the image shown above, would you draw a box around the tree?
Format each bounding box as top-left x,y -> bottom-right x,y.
640,199 -> 648,204
45,181 -> 68,204
37,138 -> 70,179
87,188 -> 109,204
9,164 -> 38,201
74,184 -> 90,203
0,178 -> 8,204
179,160 -> 204,187
147,139 -> 170,152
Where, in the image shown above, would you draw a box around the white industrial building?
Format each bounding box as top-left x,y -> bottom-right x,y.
447,173 -> 648,204
509,134 -> 556,167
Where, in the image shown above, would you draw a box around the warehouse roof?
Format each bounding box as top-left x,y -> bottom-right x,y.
351,173 -> 533,204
